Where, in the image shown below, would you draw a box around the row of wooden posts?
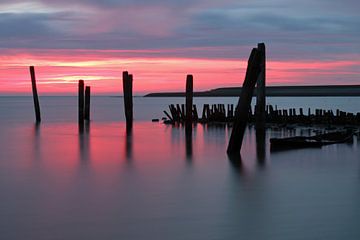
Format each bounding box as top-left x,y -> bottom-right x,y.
28,43 -> 267,155
33,42 -> 357,156
164,103 -> 360,126
29,66 -> 134,131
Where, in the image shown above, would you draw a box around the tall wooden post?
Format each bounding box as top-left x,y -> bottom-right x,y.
84,86 -> 91,121
227,48 -> 261,154
123,71 -> 133,130
255,43 -> 266,129
185,74 -> 193,129
78,80 -> 85,129
29,66 -> 41,123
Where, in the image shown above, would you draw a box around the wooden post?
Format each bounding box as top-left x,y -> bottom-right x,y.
29,66 -> 41,123
84,86 -> 91,121
78,80 -> 85,129
185,74 -> 193,128
227,48 -> 261,154
201,104 -> 206,120
193,105 -> 199,121
175,104 -> 182,121
123,71 -> 133,130
255,43 -> 266,129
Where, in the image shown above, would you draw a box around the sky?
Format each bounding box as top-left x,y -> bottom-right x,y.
0,0 -> 359,95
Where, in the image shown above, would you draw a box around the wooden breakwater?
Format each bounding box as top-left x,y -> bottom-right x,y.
162,103 -> 360,126
145,85 -> 360,97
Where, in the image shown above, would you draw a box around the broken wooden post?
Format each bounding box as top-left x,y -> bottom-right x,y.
185,74 -> 193,129
123,71 -> 133,130
163,110 -> 173,122
255,43 -> 266,130
227,48 -> 262,154
29,66 -> 41,123
78,80 -> 85,130
84,86 -> 91,121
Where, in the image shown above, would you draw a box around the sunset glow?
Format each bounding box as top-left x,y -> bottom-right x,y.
0,0 -> 359,95
1,49 -> 359,95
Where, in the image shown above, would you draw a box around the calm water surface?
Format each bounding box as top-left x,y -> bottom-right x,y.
0,97 -> 359,240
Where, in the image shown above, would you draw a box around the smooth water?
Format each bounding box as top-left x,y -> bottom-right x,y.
0,97 -> 359,240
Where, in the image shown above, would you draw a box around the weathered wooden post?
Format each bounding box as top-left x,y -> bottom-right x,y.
123,71 -> 133,130
227,48 -> 261,154
84,86 -> 91,121
255,43 -> 266,129
29,66 -> 41,123
78,80 -> 85,130
185,74 -> 193,129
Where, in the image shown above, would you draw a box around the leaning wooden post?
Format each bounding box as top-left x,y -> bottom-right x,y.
185,74 -> 193,129
227,48 -> 261,154
78,80 -> 85,129
123,71 -> 133,130
29,66 -> 41,123
255,43 -> 266,129
84,86 -> 91,121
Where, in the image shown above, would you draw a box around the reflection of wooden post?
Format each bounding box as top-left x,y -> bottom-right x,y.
78,80 -> 85,129
185,74 -> 193,128
227,48 -> 261,154
256,43 -> 266,129
84,86 -> 91,121
123,71 -> 133,130
29,66 -> 41,123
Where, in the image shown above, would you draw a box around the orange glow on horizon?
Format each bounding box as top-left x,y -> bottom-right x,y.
1,49 -> 359,95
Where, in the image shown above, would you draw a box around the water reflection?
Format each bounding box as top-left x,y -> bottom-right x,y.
125,127 -> 133,161
78,122 -> 90,165
2,121 -> 360,239
227,152 -> 244,176
256,128 -> 266,167
185,127 -> 193,161
33,122 -> 41,161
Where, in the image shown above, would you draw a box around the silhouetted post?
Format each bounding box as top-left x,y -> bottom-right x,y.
256,43 -> 266,130
227,48 -> 261,154
78,80 -> 85,130
123,71 -> 133,130
193,105 -> 199,121
84,86 -> 91,121
176,104 -> 184,121
29,66 -> 41,123
185,74 -> 193,130
163,111 -> 173,122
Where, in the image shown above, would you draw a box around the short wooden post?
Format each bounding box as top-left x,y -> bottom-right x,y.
255,43 -> 266,129
201,104 -> 206,120
193,105 -> 199,121
185,74 -> 193,129
123,71 -> 133,130
29,66 -> 41,123
227,48 -> 261,154
84,86 -> 91,121
78,80 -> 85,129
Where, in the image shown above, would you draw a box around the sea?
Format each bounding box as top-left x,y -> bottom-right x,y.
0,96 -> 359,240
